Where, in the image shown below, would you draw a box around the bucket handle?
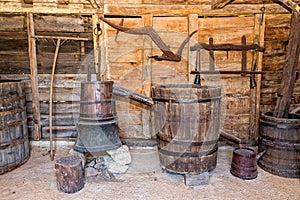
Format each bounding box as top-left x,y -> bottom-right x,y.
256,150 -> 266,162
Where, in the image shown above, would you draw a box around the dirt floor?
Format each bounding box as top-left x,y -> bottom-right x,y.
0,144 -> 299,200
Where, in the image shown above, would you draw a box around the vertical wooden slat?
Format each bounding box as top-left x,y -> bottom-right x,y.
241,35 -> 247,73
249,13 -> 265,142
92,14 -> 100,81
26,13 -> 41,140
209,37 -> 215,71
142,14 -> 152,139
100,18 -> 107,80
188,14 -> 198,84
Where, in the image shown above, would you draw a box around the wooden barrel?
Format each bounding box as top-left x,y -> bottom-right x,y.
0,80 -> 29,174
79,81 -> 116,121
152,84 -> 221,174
258,111 -> 300,178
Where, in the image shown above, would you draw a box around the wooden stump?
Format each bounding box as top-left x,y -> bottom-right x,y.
55,156 -> 84,193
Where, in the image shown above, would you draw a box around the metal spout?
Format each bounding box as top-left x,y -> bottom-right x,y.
194,74 -> 201,85
250,75 -> 257,88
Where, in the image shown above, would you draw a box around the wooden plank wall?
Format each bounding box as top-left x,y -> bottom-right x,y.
0,0 -> 299,143
261,14 -> 300,113
102,15 -> 257,140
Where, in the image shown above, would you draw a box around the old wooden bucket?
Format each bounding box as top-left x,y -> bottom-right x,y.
230,147 -> 258,180
152,84 -> 221,174
0,80 -> 29,174
79,81 -> 116,121
258,111 -> 300,178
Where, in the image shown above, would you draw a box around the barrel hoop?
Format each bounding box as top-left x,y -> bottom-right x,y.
0,119 -> 26,131
259,133 -> 300,144
0,108 -> 25,117
257,160 -> 300,178
152,96 -> 221,103
231,162 -> 257,170
0,154 -> 30,175
260,137 -> 300,149
0,134 -> 28,150
260,120 -> 300,129
80,99 -> 115,104
158,144 -> 218,158
157,134 -> 218,146
0,95 -> 25,104
79,112 -> 117,120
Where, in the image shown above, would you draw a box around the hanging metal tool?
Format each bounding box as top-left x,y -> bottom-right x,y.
194,50 -> 201,85
250,50 -> 258,88
99,16 -> 197,62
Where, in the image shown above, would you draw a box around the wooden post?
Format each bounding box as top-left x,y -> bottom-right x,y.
92,14 -> 100,81
249,13 -> 265,142
55,156 -> 84,193
26,13 -> 41,140
188,14 -> 198,84
142,14 -> 152,139
209,37 -> 215,71
274,11 -> 300,118
241,36 -> 247,74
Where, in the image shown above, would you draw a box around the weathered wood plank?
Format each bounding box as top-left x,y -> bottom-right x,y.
27,13 -> 41,140
274,11 -> 300,118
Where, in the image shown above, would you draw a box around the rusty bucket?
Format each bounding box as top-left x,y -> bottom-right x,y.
230,147 -> 258,180
74,81 -> 121,153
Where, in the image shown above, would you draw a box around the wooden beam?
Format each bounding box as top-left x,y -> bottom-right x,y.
274,11 -> 300,118
142,14 -> 152,139
277,0 -> 300,13
211,0 -> 233,9
26,13 -> 41,140
250,13 -> 265,142
92,14 -> 100,81
33,35 -> 90,41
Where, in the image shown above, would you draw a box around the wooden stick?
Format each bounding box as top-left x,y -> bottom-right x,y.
50,38 -> 61,161
209,37 -> 215,71
92,14 -> 100,81
190,70 -> 265,74
277,0 -> 300,13
190,42 -> 264,52
33,35 -> 89,41
241,36 -> 247,76
27,13 -> 41,140
274,11 -> 300,118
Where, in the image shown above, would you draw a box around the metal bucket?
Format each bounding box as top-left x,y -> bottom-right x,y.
79,81 -> 116,121
74,81 -> 121,153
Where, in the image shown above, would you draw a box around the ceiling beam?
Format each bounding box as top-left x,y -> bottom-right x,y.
211,0 -> 233,9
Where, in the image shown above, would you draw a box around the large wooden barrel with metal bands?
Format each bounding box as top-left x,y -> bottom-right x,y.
258,111 -> 300,178
79,81 -> 116,121
0,80 -> 29,174
152,84 -> 221,174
